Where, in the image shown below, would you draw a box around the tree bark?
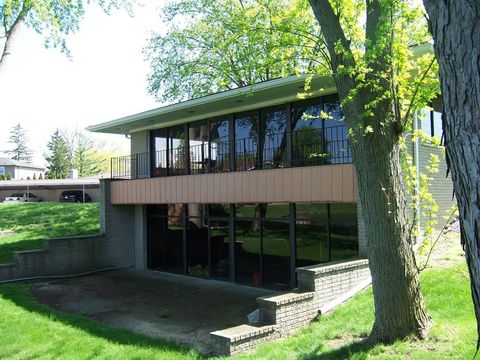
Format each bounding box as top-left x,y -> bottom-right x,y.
308,0 -> 431,343
423,0 -> 480,348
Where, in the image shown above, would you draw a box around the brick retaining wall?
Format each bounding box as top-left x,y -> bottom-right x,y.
211,259 -> 371,356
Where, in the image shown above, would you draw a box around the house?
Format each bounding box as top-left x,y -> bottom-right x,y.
0,157 -> 45,180
87,74 -> 453,292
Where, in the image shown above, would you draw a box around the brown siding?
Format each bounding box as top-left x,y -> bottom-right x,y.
110,164 -> 358,205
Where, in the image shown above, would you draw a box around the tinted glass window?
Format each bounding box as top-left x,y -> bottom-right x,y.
296,203 -> 329,267
330,203 -> 359,261
187,217 -> 209,278
189,121 -> 209,175
235,218 -> 261,286
210,219 -> 230,279
210,117 -> 230,173
166,216 -> 184,273
261,106 -> 288,169
168,125 -> 186,176
262,219 -> 290,289
235,112 -> 258,171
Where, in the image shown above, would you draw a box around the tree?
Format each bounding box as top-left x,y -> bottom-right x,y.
422,1 -> 480,348
6,123 -> 32,162
45,129 -> 70,179
148,0 -> 437,343
144,0 -> 324,102
0,0 -> 136,72
306,0 -> 436,343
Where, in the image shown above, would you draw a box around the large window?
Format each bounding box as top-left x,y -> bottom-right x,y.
186,204 -> 208,278
151,129 -> 168,177
330,203 -> 359,261
261,106 -> 288,169
189,121 -> 209,175
168,125 -> 186,176
210,117 -> 230,173
235,112 -> 259,171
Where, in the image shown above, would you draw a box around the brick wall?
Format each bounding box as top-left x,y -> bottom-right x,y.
211,259 -> 371,356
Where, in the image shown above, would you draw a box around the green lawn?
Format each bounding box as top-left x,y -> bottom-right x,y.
0,203 -> 100,263
0,264 -> 475,359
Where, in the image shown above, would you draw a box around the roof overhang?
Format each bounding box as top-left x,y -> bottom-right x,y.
0,179 -> 100,191
86,75 -> 336,135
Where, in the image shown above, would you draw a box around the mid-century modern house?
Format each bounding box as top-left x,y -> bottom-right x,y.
0,157 -> 45,180
87,74 -> 452,293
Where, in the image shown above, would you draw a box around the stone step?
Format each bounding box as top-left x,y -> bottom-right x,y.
210,324 -> 277,356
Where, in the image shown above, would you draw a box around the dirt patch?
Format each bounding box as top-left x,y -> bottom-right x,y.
31,270 -> 274,355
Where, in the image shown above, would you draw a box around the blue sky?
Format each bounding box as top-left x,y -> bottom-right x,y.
0,2 -> 166,165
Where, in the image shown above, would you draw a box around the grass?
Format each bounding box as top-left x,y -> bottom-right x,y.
0,264 -> 475,359
0,203 -> 100,263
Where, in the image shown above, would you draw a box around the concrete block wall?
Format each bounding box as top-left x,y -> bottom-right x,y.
0,180 -> 136,282
0,235 -> 105,281
210,259 -> 371,356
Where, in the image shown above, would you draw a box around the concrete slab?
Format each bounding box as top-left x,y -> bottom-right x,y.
31,269 -> 275,355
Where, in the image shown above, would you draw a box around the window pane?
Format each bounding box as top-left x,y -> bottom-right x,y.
235,112 -> 258,171
291,99 -> 324,167
262,220 -> 290,289
166,216 -> 184,273
210,117 -> 230,173
168,125 -> 186,176
147,213 -> 167,270
296,203 -> 329,267
261,106 -> 287,169
209,203 -> 230,217
210,220 -> 230,279
151,129 -> 168,177
420,109 -> 432,137
330,203 -> 359,261
323,97 -> 349,164
263,203 -> 289,220
235,219 -> 261,286
189,121 -> 209,174
187,217 -> 209,278
433,111 -> 443,138
168,204 -> 184,217
235,203 -> 258,218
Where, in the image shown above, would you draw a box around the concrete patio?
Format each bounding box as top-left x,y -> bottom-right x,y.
31,269 -> 275,355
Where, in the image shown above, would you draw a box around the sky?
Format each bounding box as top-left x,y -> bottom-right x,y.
0,2 -> 167,165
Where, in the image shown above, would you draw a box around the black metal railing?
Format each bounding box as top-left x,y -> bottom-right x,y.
110,126 -> 351,179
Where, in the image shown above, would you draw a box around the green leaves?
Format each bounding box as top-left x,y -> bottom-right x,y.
144,0 -> 328,102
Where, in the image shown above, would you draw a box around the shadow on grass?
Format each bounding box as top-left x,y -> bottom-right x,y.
299,340 -> 371,360
0,281 -> 207,359
0,238 -> 45,263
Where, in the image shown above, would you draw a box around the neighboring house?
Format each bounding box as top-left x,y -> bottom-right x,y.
0,157 -> 45,180
87,74 -> 453,291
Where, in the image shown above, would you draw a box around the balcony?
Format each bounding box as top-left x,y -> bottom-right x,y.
110,126 -> 351,180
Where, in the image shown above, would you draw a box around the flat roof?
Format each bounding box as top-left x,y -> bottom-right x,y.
0,157 -> 44,170
0,178 -> 100,190
86,75 -> 336,135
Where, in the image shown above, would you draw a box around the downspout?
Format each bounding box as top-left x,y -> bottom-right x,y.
413,111 -> 422,248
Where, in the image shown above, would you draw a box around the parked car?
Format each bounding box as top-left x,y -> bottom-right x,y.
3,192 -> 41,203
59,190 -> 92,203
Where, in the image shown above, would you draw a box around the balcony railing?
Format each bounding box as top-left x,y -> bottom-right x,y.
110,126 -> 352,179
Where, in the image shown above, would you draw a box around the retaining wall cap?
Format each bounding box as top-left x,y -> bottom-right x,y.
296,259 -> 369,275
210,324 -> 276,342
13,249 -> 45,255
257,291 -> 315,306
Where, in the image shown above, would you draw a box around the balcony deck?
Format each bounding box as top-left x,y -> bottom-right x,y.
109,163 -> 357,205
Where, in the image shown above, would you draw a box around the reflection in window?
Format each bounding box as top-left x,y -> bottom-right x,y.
168,125 -> 186,176
235,218 -> 261,286
187,217 -> 209,278
296,203 -> 329,267
262,220 -> 290,289
330,203 -> 358,261
166,216 -> 184,273
261,106 -> 288,169
210,219 -> 230,279
189,121 -> 209,175
235,112 -> 258,171
210,117 -> 230,173
151,129 -> 168,178
323,95 -> 349,163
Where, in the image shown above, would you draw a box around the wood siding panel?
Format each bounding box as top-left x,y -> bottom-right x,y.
109,164 -> 357,205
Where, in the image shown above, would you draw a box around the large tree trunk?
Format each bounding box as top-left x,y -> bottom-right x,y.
423,0 -> 480,347
308,0 -> 431,343
351,126 -> 431,343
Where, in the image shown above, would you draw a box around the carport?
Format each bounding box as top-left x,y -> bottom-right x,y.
0,178 -> 100,202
